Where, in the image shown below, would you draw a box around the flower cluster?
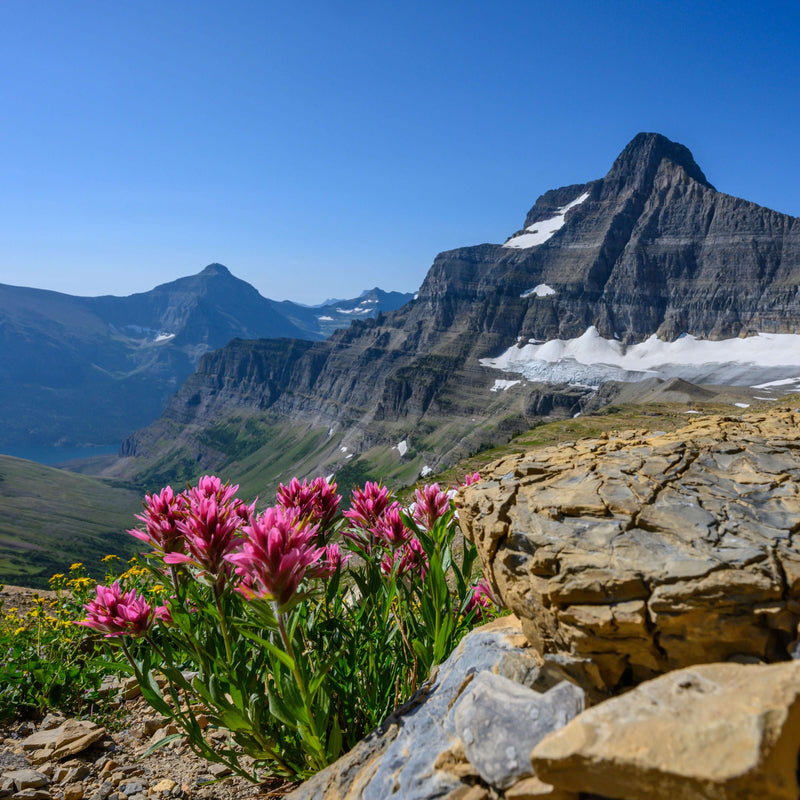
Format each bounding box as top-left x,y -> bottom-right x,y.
277,477 -> 341,531
226,506 -> 327,609
77,581 -> 163,638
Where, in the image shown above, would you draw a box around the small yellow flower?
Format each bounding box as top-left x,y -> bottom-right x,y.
69,562 -> 83,571
102,554 -> 121,563
14,626 -> 25,635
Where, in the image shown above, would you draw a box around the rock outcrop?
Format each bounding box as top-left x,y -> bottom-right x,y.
459,408 -> 800,690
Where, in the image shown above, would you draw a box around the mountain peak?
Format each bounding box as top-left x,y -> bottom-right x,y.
607,132 -> 713,189
200,263 -> 232,277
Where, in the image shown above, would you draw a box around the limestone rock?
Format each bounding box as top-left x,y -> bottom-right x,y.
20,719 -> 105,762
459,410 -> 800,688
452,672 -> 584,789
531,660 -> 800,800
287,616 -> 582,800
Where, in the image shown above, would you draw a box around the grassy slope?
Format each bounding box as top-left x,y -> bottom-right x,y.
7,395 -> 784,590
0,456 -> 143,588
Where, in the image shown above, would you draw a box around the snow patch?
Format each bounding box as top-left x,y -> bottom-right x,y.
481,328 -> 800,388
490,379 -> 521,392
754,396 -> 777,401
521,284 -> 556,298
751,376 -> 800,389
685,410 -> 701,414
503,191 -> 590,249
396,440 -> 408,457
734,403 -> 750,408
420,465 -> 433,477
337,307 -> 370,315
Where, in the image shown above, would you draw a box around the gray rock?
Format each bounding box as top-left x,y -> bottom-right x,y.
453,673 -> 584,788
1,769 -> 48,791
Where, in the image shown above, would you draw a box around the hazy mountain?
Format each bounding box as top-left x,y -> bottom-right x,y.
0,263 -> 412,453
104,133 -> 800,492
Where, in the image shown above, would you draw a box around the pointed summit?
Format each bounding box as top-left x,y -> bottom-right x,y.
605,132 -> 713,189
200,263 -> 232,277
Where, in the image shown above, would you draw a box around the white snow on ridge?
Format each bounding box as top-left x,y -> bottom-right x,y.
337,307 -> 370,315
396,440 -> 408,457
481,327 -> 800,388
751,376 -> 800,389
503,191 -> 590,249
420,465 -> 433,477
521,284 -> 556,298
490,379 -> 521,392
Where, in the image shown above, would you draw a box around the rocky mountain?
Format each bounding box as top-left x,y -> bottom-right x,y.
0,264 -> 412,455
112,133 -> 800,491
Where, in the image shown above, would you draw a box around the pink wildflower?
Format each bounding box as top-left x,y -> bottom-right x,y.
276,476 -> 341,532
307,542 -> 350,580
460,472 -> 481,487
371,503 -> 413,549
76,582 -> 156,638
343,481 -> 392,530
225,506 -> 324,609
465,578 -> 497,617
380,537 -> 427,579
412,483 -> 451,530
128,485 -> 187,555
164,479 -> 250,575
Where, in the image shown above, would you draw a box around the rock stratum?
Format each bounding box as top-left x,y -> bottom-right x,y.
459,408 -> 800,689
292,407 -> 800,799
114,132 -> 800,491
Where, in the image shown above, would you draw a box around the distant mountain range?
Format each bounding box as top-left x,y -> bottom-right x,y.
0,264 -> 413,453
104,132 -> 800,494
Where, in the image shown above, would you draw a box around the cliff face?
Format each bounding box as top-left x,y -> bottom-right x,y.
118,133 -> 800,484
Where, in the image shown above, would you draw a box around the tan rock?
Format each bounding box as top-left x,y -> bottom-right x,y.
151,778 -> 177,793
531,660 -> 800,800
21,719 -> 105,761
459,409 -> 800,688
505,775 -> 578,799
63,783 -> 85,800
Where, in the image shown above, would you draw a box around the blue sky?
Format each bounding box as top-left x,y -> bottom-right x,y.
1,0 -> 798,304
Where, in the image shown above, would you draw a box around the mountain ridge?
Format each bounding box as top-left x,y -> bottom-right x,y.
0,266 -> 413,453
109,133 -> 800,492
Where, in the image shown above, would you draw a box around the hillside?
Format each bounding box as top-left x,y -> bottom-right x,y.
0,456 -> 143,588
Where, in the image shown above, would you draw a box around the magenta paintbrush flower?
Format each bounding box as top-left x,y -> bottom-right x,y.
277,476 -> 341,532
465,577 -> 497,617
76,582 -> 156,638
372,502 -> 413,549
307,542 -> 349,580
225,505 -> 324,609
164,483 -> 250,576
128,485 -> 187,555
380,536 -> 427,579
343,481 -> 392,530
412,483 -> 451,530
459,472 -> 481,487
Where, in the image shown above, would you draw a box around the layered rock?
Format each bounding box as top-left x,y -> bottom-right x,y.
116,133 -> 800,487
459,409 -> 800,689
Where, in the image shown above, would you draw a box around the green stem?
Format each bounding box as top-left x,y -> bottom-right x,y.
276,606 -> 326,769
214,585 -> 233,664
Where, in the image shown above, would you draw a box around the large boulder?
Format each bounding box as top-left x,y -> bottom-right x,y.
458,410 -> 800,689
531,659 -> 800,800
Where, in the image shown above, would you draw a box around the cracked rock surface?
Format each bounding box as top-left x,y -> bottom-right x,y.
459,409 -> 800,689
